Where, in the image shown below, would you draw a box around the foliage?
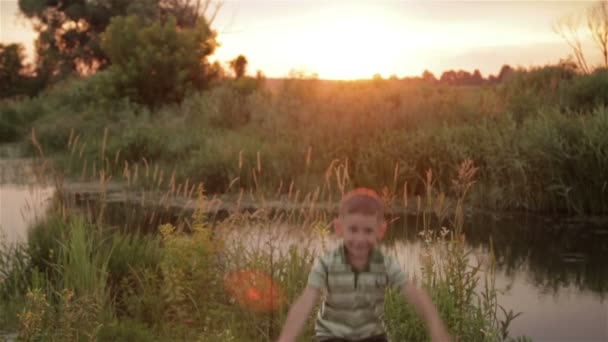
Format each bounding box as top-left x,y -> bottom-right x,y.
100,15 -> 218,108
500,64 -> 576,123
5,62 -> 608,214
0,43 -> 34,98
17,0 -> 220,88
0,154 -> 533,341
230,55 -> 248,78
384,161 -> 531,342
96,319 -> 156,342
18,0 -> 153,81
17,288 -> 102,341
560,68 -> 608,111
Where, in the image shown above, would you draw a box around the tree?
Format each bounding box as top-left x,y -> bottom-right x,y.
0,43 -> 34,98
421,70 -> 437,83
159,0 -> 222,28
587,1 -> 608,68
101,15 -> 218,108
497,65 -> 514,82
471,69 -> 483,85
18,0 -> 221,83
553,13 -> 590,73
229,54 -> 248,78
439,70 -> 457,85
553,1 -> 608,73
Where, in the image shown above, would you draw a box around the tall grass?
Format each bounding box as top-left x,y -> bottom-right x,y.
0,136 -> 531,340
5,67 -> 606,214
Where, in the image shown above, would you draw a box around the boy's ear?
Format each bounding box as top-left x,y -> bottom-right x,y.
333,219 -> 343,237
378,221 -> 387,240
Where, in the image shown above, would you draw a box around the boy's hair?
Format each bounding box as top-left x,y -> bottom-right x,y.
339,188 -> 385,220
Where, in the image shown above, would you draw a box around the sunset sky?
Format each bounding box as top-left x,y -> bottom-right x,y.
0,1 -> 602,80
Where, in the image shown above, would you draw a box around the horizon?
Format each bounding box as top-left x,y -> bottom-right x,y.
0,1 -> 603,80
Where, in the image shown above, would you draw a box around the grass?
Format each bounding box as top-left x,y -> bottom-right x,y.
3,66 -> 608,215
0,139 -> 532,341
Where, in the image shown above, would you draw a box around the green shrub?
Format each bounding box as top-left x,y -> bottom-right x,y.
0,120 -> 19,143
97,319 -> 156,342
561,68 -> 608,111
101,15 -> 218,108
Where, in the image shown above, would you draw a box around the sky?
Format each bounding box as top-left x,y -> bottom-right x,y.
0,1 -> 603,80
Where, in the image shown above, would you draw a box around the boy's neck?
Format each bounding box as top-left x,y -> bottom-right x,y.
343,245 -> 372,271
348,256 -> 369,271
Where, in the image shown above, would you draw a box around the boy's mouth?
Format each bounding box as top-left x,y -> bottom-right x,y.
349,244 -> 371,255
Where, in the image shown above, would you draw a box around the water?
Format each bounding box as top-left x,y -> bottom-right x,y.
0,159 -> 54,245
1,158 -> 606,341
462,216 -> 608,341
221,216 -> 608,341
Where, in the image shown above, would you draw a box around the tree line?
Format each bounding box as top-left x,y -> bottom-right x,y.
2,0 -> 607,104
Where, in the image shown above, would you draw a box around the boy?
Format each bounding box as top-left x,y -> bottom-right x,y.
277,188 -> 450,342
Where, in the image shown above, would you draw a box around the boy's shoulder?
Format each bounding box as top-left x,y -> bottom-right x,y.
315,243 -> 394,269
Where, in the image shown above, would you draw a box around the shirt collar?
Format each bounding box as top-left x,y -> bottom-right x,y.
338,242 -> 381,272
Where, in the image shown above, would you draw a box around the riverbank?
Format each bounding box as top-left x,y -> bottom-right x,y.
3,155 -> 608,340
0,159 -> 537,341
3,67 -> 608,215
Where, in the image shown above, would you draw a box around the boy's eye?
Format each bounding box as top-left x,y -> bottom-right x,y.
364,227 -> 374,234
349,226 -> 358,233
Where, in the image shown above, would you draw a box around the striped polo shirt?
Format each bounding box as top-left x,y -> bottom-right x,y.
307,243 -> 408,340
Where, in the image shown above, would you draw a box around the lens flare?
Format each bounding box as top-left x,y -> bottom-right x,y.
224,270 -> 285,313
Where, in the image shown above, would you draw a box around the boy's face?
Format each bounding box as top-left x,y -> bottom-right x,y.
335,213 -> 386,261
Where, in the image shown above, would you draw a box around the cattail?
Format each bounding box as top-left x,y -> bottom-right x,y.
81,159 -> 88,182
237,188 -> 244,211
114,149 -> 121,167
67,128 -> 74,149
124,162 -> 131,186
133,164 -> 138,184
184,178 -> 190,197
252,168 -> 259,190
188,183 -> 196,199
306,146 -> 312,168
152,164 -> 158,184
157,169 -> 164,188
169,169 -> 176,192
288,180 -> 294,200
257,151 -> 261,173
275,179 -> 283,197
31,128 -> 44,157
79,142 -> 87,159
403,181 -> 408,209
123,160 -> 129,179
101,127 -> 108,161
393,161 -> 399,188
228,177 -> 240,191
142,157 -> 149,179
71,134 -> 80,156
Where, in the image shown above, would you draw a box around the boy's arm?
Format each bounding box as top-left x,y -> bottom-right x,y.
277,286 -> 321,342
402,283 -> 451,342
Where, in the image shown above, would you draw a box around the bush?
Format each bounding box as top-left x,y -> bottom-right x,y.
101,15 -> 218,108
501,65 -> 576,123
561,68 -> 608,111
0,120 -> 19,143
97,320 -> 156,342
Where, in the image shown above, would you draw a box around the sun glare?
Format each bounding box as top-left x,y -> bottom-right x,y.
304,4 -> 409,79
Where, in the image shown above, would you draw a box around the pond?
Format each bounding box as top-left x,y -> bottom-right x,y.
0,158 -> 54,244
1,158 -> 606,341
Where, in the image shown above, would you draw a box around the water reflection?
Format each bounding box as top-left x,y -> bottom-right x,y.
465,215 -> 608,297
216,218 -> 607,341
0,159 -> 54,245
382,214 -> 608,297
6,180 -> 605,341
